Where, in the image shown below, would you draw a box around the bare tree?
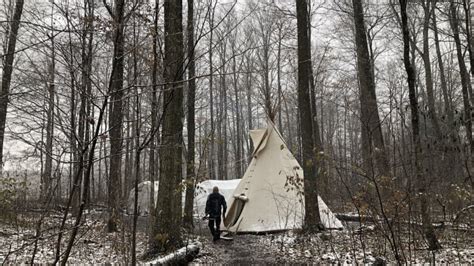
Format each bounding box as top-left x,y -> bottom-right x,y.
148,0 -> 161,246
208,0 -> 216,180
450,0 -> 474,153
420,0 -> 442,140
462,0 -> 473,77
351,0 -> 390,178
398,0 -> 441,251
184,0 -> 196,229
296,0 -> 322,232
0,0 -> 24,174
103,0 -> 126,233
151,0 -> 185,253
42,1 -> 56,199
432,2 -> 453,124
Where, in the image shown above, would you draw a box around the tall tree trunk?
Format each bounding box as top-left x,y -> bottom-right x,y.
260,25 -> 274,120
450,0 -> 474,154
246,54 -> 253,159
73,0 -> 94,215
462,0 -> 473,77
223,72 -> 228,180
43,10 -> 55,200
352,0 -> 389,178
152,0 -> 184,252
218,45 -> 228,180
208,4 -> 215,180
148,0 -> 160,247
231,43 -> 242,178
106,0 -> 126,233
183,0 -> 196,229
421,1 -> 442,140
0,0 -> 24,174
84,0 -> 94,206
65,8 -> 78,205
296,0 -> 322,232
277,24 -> 283,134
432,4 -> 453,123
131,21 -> 140,261
399,0 -> 441,251
284,98 -> 294,151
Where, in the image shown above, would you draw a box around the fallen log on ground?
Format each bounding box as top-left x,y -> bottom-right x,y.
335,213 -> 375,223
145,242 -> 201,265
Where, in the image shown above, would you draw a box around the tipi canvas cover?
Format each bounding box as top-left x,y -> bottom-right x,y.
224,122 -> 343,232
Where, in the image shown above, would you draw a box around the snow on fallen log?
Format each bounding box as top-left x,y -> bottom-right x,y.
145,242 -> 201,265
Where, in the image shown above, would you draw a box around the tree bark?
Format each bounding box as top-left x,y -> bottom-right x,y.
73,0 -> 94,215
148,0 -> 160,247
231,41 -> 242,178
399,0 -> 441,251
152,0 -> 184,252
208,4 -> 215,180
277,23 -> 284,134
351,0 -> 390,178
245,53 -> 253,159
421,1 -> 442,140
43,15 -> 55,200
432,4 -> 454,124
450,0 -> 474,154
218,43 -> 228,180
183,0 -> 196,229
462,0 -> 473,77
106,0 -> 126,233
0,0 -> 24,174
296,0 -> 322,232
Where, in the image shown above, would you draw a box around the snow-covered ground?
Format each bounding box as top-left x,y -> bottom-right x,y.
0,211 -> 472,264
0,211 -> 147,264
194,227 -> 474,264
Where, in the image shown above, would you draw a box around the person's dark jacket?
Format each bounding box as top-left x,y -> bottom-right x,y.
205,192 -> 227,218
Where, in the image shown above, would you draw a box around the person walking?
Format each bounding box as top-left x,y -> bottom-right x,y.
205,186 -> 227,241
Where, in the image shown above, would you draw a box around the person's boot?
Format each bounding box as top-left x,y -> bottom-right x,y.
213,229 -> 220,242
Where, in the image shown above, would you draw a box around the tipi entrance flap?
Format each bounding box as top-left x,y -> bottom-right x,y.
224,196 -> 247,228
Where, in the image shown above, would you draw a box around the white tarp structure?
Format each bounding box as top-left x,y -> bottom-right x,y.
127,179 -> 240,216
193,179 -> 241,218
223,121 -> 343,232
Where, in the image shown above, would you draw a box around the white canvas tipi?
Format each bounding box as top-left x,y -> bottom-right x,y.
224,121 -> 343,232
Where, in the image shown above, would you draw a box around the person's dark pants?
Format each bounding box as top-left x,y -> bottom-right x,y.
208,216 -> 221,241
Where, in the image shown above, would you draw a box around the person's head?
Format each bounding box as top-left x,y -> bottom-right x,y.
213,186 -> 219,193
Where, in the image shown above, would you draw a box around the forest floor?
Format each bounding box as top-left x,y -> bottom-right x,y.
193,225 -> 474,264
0,210 -> 473,264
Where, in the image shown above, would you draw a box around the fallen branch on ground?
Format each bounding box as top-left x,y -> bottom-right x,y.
145,242 -> 201,265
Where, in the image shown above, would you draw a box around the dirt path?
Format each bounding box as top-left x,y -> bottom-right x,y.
193,234 -> 282,264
